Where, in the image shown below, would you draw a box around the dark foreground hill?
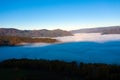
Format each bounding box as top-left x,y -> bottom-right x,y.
71,26 -> 120,34
0,28 -> 73,37
0,59 -> 120,80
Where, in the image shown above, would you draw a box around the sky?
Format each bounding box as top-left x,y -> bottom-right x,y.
0,0 -> 120,30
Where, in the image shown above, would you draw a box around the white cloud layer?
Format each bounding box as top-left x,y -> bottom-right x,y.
54,33 -> 120,43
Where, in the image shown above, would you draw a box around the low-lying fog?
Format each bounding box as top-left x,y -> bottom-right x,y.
54,33 -> 120,43
23,33 -> 120,47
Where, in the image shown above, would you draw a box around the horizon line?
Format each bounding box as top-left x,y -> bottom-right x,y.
0,25 -> 120,31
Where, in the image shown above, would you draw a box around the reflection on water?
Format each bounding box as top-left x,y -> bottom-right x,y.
0,41 -> 120,64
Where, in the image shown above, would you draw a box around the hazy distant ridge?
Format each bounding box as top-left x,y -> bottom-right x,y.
0,28 -> 73,37
71,26 -> 120,34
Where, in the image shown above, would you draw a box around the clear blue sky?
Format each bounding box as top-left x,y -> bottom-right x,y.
0,0 -> 120,30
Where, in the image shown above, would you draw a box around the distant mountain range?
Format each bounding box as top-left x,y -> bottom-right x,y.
71,26 -> 120,34
0,28 -> 73,37
1,26 -> 120,37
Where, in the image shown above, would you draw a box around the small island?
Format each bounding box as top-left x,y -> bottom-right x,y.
0,36 -> 58,46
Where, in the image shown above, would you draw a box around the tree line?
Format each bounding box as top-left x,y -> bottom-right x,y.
0,59 -> 120,80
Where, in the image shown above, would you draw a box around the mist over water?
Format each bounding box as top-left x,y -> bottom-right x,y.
22,43 -> 51,47
54,33 -> 120,42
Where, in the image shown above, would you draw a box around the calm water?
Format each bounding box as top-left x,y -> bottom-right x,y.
0,41 -> 120,64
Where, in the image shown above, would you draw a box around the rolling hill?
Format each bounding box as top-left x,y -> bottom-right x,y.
0,28 -> 73,37
71,26 -> 120,34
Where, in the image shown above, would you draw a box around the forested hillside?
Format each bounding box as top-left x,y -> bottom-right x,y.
0,59 -> 120,80
0,36 -> 58,46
